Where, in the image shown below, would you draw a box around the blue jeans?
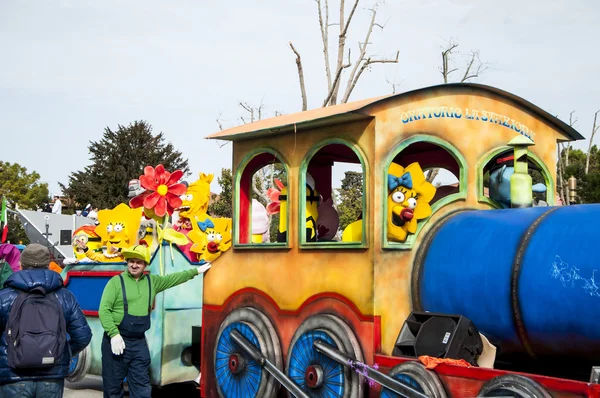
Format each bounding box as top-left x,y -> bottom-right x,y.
0,378 -> 64,398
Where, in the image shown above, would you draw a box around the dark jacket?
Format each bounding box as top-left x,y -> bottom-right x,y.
0,269 -> 92,381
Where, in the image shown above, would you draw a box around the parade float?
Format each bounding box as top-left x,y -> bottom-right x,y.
60,165 -> 232,387
195,83 -> 600,398
13,82 -> 600,398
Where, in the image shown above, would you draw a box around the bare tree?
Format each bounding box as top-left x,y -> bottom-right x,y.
556,111 -> 580,205
426,39 -> 489,183
585,110 -> 599,174
289,0 -> 399,109
439,38 -> 489,84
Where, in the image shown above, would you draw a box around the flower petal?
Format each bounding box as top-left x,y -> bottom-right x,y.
140,175 -> 158,190
162,170 -> 172,185
143,192 -> 160,209
168,183 -> 186,196
166,193 -> 182,209
129,191 -> 150,208
267,188 -> 280,202
155,164 -> 166,184
266,202 -> 280,215
143,165 -> 156,179
166,170 -> 184,186
154,197 -> 167,217
166,201 -> 175,216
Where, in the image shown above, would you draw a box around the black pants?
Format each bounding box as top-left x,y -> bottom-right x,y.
101,333 -> 151,398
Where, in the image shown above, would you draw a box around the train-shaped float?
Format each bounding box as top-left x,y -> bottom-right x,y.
46,83 -> 600,397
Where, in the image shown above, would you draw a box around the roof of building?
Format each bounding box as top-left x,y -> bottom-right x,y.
205,83 -> 584,142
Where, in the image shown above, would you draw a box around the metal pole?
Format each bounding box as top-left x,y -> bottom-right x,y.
313,340 -> 429,398
230,329 -> 310,398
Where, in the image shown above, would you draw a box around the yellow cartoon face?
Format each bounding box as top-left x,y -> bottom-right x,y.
387,162 -> 436,242
72,225 -> 102,259
95,203 -> 143,249
188,216 -> 232,263
177,173 -> 213,219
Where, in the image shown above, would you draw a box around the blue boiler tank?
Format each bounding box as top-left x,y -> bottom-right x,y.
412,204 -> 600,365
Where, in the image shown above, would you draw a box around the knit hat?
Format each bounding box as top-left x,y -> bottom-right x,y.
20,244 -> 51,269
122,245 -> 151,264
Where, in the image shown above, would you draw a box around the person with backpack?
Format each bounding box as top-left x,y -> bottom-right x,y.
0,243 -> 92,397
99,244 -> 210,398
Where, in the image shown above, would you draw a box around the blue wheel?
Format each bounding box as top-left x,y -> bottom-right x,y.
379,362 -> 447,398
286,314 -> 364,398
288,330 -> 345,397
213,308 -> 282,398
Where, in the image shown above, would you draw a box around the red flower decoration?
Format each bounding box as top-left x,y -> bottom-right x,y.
129,164 -> 186,217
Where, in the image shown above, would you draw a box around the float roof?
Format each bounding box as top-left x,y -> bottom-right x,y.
205,83 -> 584,142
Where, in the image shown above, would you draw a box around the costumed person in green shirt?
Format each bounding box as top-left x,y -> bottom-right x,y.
98,244 -> 210,398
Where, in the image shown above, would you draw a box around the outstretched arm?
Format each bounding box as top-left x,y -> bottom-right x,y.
152,264 -> 211,293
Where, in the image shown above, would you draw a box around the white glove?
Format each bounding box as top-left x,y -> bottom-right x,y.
197,263 -> 211,274
111,334 -> 126,355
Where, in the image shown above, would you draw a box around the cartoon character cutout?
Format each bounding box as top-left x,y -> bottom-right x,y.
174,172 -> 214,260
188,216 -> 232,263
387,162 -> 436,242
81,203 -> 143,262
176,173 -> 214,220
72,225 -> 102,260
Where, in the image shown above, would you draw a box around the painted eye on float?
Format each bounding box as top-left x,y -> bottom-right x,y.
215,233 -> 222,241
180,194 -> 186,200
207,233 -> 216,242
407,197 -> 417,209
114,224 -> 123,233
186,194 -> 193,201
391,191 -> 405,204
106,224 -> 113,233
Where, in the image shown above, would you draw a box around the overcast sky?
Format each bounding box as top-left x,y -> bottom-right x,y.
1,0 -> 598,197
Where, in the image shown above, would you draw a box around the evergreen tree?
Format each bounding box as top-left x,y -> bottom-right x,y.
60,121 -> 189,210
335,171 -> 363,231
208,168 -> 233,218
0,161 -> 50,244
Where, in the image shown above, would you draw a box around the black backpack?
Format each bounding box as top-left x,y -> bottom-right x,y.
6,286 -> 67,369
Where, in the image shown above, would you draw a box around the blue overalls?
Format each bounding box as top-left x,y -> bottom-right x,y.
101,275 -> 152,398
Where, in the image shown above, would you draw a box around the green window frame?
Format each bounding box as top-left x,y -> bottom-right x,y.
233,147 -> 291,249
298,138 -> 369,249
477,146 -> 555,208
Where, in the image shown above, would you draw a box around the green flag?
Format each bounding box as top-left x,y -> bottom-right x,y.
0,196 -> 7,243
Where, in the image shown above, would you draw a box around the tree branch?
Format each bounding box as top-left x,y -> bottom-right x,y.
322,61 -> 351,107
327,0 -> 360,105
289,42 -> 308,111
586,110 -> 600,174
315,0 -> 332,90
441,42 -> 458,83
343,51 -> 398,102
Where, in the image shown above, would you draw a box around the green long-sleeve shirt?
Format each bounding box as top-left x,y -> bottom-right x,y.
99,269 -> 198,338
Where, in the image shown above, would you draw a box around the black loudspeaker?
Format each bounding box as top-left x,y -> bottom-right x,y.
60,230 -> 72,245
392,311 -> 483,366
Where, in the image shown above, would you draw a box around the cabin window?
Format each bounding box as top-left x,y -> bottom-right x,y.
480,148 -> 554,208
383,136 -> 466,248
300,141 -> 367,247
235,150 -> 289,247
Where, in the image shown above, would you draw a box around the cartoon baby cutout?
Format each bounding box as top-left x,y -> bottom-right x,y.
188,216 -> 232,263
387,162 -> 436,243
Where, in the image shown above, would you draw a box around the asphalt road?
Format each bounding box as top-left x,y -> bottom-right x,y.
65,375 -> 200,397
